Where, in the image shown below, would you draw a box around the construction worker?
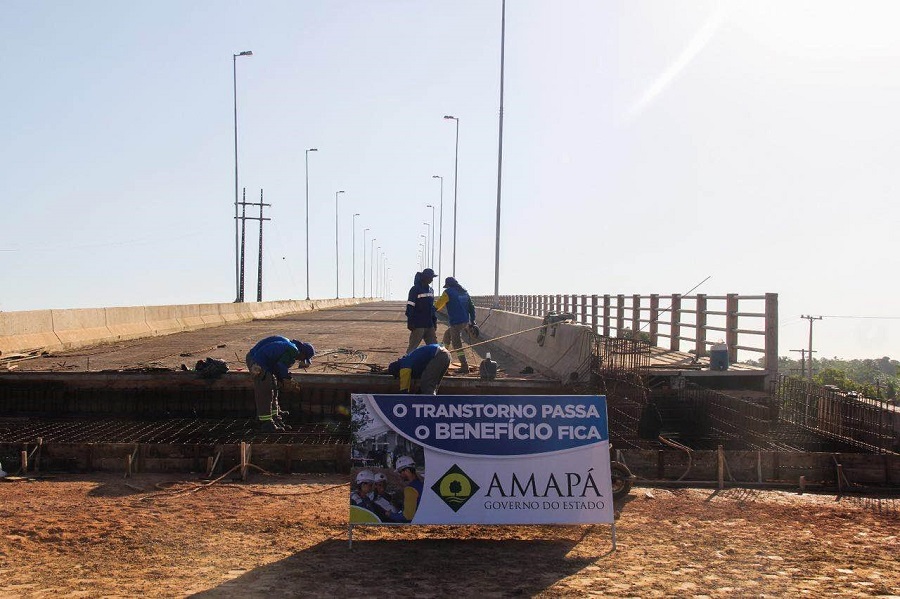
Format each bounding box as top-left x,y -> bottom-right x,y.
245,336 -> 315,432
396,456 -> 424,521
406,268 -> 437,354
387,343 -> 452,395
434,276 -> 477,374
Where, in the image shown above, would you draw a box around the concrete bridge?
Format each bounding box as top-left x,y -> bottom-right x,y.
0,296 -> 897,488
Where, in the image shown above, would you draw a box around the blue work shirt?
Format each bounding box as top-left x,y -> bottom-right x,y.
246,337 -> 300,380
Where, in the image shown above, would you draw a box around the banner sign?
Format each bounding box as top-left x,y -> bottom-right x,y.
349,394 -> 614,526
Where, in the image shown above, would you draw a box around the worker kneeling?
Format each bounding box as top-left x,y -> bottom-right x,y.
387,343 -> 451,395
245,336 -> 315,432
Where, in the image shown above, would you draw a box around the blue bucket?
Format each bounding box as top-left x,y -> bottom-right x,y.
709,343 -> 729,371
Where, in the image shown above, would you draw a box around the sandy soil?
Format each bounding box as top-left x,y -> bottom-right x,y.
1,474 -> 897,598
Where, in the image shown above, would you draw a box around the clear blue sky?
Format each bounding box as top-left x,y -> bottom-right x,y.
1,1 -> 897,359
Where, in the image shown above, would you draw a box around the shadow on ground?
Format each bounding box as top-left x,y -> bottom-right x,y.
191,536 -> 603,598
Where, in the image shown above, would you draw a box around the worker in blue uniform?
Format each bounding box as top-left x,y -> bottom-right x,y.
387,343 -> 452,395
406,269 -> 437,354
245,336 -> 315,431
434,276 -> 477,373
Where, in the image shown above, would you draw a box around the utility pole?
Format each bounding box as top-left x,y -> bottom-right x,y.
235,189 -> 271,303
239,188 -> 247,302
789,348 -> 816,379
800,315 -> 822,382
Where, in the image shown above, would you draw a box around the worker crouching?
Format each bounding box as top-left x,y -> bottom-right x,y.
245,336 -> 315,432
387,343 -> 451,395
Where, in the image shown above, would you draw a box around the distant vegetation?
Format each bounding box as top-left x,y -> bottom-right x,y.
744,355 -> 899,404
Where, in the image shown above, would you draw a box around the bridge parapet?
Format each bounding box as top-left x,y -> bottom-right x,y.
472,292 -> 778,380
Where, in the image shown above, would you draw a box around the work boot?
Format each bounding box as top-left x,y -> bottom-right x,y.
258,420 -> 283,433
273,415 -> 293,431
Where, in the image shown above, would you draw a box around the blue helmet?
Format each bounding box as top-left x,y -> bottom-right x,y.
291,340 -> 315,361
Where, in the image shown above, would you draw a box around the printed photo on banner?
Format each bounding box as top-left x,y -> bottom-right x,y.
349,394 -> 614,526
350,395 -> 427,524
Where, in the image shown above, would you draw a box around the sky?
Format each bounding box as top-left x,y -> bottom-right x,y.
1,0 -> 898,360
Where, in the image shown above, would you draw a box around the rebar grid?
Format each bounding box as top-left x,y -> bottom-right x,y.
0,418 -> 349,445
775,375 -> 898,454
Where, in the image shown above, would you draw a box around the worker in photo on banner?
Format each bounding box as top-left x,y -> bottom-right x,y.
387,343 -> 452,395
370,472 -> 406,523
405,269 -> 437,354
396,456 -> 424,521
434,276 -> 477,374
245,336 -> 315,432
351,470 -> 378,512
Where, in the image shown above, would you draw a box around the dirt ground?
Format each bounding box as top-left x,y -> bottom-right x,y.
0,474 -> 897,598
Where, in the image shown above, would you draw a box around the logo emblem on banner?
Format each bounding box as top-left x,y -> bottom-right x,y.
431,464 -> 480,513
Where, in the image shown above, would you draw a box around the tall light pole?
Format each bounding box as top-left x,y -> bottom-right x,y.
370,237 -> 376,298
334,190 -> 345,298
443,115 -> 459,276
425,204 -> 435,267
422,223 -> 431,266
419,235 -> 427,269
432,175 -> 443,284
363,228 -> 370,299
232,50 -> 253,302
492,0 -> 507,308
375,247 -> 382,299
304,148 -> 318,300
352,213 -> 360,298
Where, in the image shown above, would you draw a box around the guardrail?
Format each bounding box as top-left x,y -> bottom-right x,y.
472,293 -> 778,377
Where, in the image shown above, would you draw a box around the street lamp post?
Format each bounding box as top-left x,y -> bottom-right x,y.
443,115 -> 459,276
363,228 -> 370,298
375,247 -> 382,299
492,0 -> 507,308
422,223 -> 431,268
232,50 -> 253,302
352,213 -> 360,298
432,175 -> 443,283
334,190 -> 345,298
370,238 -> 376,298
425,204 -> 435,266
304,148 -> 318,300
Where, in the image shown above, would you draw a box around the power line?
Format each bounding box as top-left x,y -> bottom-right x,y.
819,315 -> 900,320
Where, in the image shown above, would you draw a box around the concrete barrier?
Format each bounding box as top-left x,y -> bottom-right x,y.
105,306 -> 151,342
0,310 -> 60,356
145,305 -> 184,336
52,308 -> 111,350
0,298 -> 375,357
474,308 -> 593,383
